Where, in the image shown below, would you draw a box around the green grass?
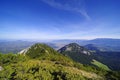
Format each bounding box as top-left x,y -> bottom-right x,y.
91,59 -> 111,71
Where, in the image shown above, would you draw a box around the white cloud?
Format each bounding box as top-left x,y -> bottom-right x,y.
41,0 -> 90,20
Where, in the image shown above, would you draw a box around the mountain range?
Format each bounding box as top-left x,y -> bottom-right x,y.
0,38 -> 120,71
1,38 -> 120,54
0,43 -> 120,80
52,38 -> 120,51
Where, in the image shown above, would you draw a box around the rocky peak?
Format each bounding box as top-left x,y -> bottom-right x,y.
58,43 -> 91,55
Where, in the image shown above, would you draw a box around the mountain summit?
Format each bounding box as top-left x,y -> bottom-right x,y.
19,43 -> 57,58
58,43 -> 91,55
58,43 -> 93,65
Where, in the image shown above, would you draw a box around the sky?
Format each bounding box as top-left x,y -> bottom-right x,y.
0,0 -> 120,40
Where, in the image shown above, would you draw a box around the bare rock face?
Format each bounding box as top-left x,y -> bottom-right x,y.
0,66 -> 3,71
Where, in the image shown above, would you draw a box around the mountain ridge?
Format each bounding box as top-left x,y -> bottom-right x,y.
0,43 -> 120,79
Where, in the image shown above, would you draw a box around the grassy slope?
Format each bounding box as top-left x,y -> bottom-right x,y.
91,59 -> 111,71
0,52 -> 106,80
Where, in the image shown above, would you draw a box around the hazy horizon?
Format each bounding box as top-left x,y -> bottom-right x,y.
1,38 -> 120,42
1,0 -> 120,39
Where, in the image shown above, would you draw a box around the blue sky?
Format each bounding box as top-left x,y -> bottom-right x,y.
0,0 -> 120,40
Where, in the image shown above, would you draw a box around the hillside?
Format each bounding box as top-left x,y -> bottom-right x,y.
58,43 -> 110,71
93,51 -> 120,71
0,43 -> 120,80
